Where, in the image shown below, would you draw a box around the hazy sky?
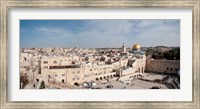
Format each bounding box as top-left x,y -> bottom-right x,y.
20,20 -> 180,48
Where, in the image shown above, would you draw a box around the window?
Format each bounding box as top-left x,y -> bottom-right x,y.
62,74 -> 65,76
166,67 -> 169,70
170,68 -> 173,71
53,61 -> 57,64
77,71 -> 80,73
43,61 -> 48,64
61,79 -> 65,83
43,66 -> 48,69
55,74 -> 58,77
72,71 -> 75,74
72,78 -> 75,81
77,77 -> 80,80
90,69 -> 92,71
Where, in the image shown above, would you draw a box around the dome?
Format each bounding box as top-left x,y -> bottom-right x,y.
132,44 -> 141,50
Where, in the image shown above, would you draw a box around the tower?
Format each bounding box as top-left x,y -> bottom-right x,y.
122,43 -> 126,53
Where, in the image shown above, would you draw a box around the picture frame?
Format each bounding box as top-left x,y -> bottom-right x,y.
0,0 -> 199,109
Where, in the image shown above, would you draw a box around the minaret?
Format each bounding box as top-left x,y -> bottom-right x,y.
122,43 -> 126,53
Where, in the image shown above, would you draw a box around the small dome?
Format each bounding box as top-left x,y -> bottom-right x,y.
132,44 -> 141,50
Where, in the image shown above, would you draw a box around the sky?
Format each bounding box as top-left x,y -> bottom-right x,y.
20,20 -> 180,48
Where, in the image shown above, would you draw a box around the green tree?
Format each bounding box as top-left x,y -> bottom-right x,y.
152,53 -> 156,59
39,81 -> 45,89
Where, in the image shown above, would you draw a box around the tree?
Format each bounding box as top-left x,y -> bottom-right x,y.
20,75 -> 29,89
39,80 -> 45,89
163,47 -> 180,60
152,53 -> 155,59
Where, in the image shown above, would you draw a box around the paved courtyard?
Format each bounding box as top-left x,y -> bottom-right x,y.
89,79 -> 167,89
74,73 -> 168,89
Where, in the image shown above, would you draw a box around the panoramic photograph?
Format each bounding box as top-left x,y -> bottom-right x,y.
20,20 -> 180,89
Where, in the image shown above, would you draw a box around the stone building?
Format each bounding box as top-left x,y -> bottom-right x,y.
38,43 -> 146,86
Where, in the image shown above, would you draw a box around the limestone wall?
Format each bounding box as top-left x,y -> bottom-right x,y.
66,68 -> 85,85
145,59 -> 180,74
41,69 -> 67,84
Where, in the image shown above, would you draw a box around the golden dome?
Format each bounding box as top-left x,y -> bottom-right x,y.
132,44 -> 141,50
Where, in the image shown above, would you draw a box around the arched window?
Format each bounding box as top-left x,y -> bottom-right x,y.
138,67 -> 140,73
74,82 -> 79,86
142,67 -> 144,73
61,79 -> 65,83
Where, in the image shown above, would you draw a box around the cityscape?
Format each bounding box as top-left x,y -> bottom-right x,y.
20,20 -> 180,89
